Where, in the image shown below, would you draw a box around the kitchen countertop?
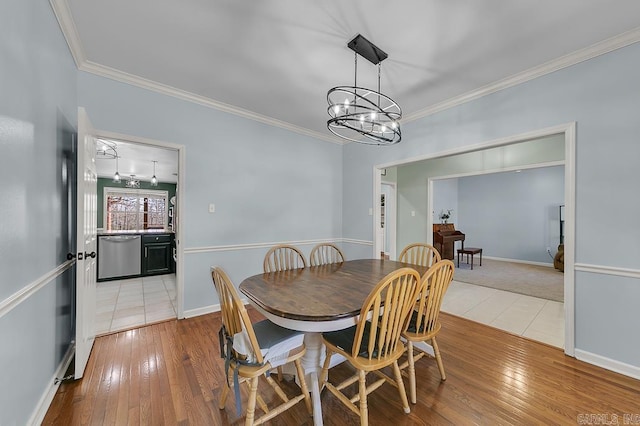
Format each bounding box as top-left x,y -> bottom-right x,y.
98,229 -> 174,236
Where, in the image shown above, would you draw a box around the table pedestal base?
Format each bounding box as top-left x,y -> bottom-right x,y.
302,332 -> 324,426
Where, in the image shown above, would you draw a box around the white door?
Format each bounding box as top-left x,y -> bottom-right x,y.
75,107 -> 98,379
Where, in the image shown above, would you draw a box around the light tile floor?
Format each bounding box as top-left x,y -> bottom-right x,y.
442,280 -> 565,349
96,274 -> 177,335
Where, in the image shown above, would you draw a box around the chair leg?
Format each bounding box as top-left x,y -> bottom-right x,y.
432,337 -> 446,381
320,348 -> 333,387
358,369 -> 368,426
392,360 -> 411,414
277,366 -> 284,381
293,358 -> 313,415
245,377 -> 259,426
219,383 -> 229,410
407,341 -> 417,404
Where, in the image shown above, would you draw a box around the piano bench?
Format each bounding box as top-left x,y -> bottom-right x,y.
457,247 -> 483,270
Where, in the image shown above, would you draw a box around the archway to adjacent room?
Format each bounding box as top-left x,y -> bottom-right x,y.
372,122 -> 576,356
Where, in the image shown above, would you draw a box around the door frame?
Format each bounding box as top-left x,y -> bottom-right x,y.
88,128 -> 186,318
380,182 -> 397,260
372,122 -> 576,356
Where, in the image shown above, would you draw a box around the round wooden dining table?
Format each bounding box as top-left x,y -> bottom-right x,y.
239,259 -> 428,426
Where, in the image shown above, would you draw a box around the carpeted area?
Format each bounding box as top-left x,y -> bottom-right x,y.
453,257 -> 564,302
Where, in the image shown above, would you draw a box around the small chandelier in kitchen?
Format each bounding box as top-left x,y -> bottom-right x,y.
113,155 -> 121,183
150,160 -> 158,186
327,34 -> 402,145
96,139 -> 118,159
126,175 -> 140,189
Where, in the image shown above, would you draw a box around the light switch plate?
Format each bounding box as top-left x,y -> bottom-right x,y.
209,203 -> 215,213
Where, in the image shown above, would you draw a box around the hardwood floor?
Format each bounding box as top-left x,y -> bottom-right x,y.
43,310 -> 640,425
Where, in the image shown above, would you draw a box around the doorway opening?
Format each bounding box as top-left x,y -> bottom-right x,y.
372,122 -> 576,355
92,131 -> 185,335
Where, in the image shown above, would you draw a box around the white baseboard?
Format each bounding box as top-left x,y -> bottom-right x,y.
574,349 -> 640,380
183,298 -> 250,319
28,342 -> 75,426
183,303 -> 220,318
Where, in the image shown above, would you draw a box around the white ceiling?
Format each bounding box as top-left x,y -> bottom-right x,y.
95,139 -> 179,184
58,1 -> 640,168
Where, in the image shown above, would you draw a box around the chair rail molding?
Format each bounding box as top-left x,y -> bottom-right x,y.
184,238 -> 372,254
574,263 -> 640,280
0,260 -> 75,319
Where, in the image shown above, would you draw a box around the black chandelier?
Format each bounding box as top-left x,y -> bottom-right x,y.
327,34 -> 402,145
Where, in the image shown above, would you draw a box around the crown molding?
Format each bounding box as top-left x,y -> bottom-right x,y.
403,27 -> 640,123
49,0 -> 86,67
79,60 -> 344,145
51,0 -> 640,142
49,2 -> 343,146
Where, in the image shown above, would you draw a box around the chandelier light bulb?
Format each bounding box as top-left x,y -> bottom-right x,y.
151,160 -> 158,187
381,124 -> 387,133
391,121 -> 397,129
333,105 -> 340,114
113,154 -> 121,183
370,112 -> 377,120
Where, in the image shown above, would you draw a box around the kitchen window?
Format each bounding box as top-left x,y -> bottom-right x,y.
104,187 -> 169,231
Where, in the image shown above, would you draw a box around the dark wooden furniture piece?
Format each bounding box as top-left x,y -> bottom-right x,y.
433,224 -> 465,260
240,259 -> 429,426
241,259 -> 428,322
142,233 -> 174,275
457,247 -> 483,270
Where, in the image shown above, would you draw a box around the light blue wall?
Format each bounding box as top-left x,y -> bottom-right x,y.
0,0 -> 77,423
395,136 -> 564,255
433,179 -> 459,228
76,72 -> 343,311
457,166 -> 564,263
343,43 -> 640,368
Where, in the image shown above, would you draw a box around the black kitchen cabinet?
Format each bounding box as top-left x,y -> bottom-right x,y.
142,234 -> 173,275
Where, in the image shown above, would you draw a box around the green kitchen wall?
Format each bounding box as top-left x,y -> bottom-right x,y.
97,178 -> 177,229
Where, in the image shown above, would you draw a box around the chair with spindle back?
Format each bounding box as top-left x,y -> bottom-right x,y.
320,267 -> 423,426
309,243 -> 345,266
263,244 -> 307,273
398,243 -> 441,268
399,259 -> 455,404
211,266 -> 312,425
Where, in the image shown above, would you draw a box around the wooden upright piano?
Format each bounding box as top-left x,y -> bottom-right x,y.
433,223 -> 465,260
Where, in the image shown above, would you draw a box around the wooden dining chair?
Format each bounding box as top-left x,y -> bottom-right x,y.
309,242 -> 345,266
263,244 -> 307,272
399,243 -> 441,268
320,268 -> 423,426
211,267 -> 312,425
400,259 -> 455,404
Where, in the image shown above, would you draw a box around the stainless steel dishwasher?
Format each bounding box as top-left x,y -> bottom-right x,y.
98,235 -> 142,280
